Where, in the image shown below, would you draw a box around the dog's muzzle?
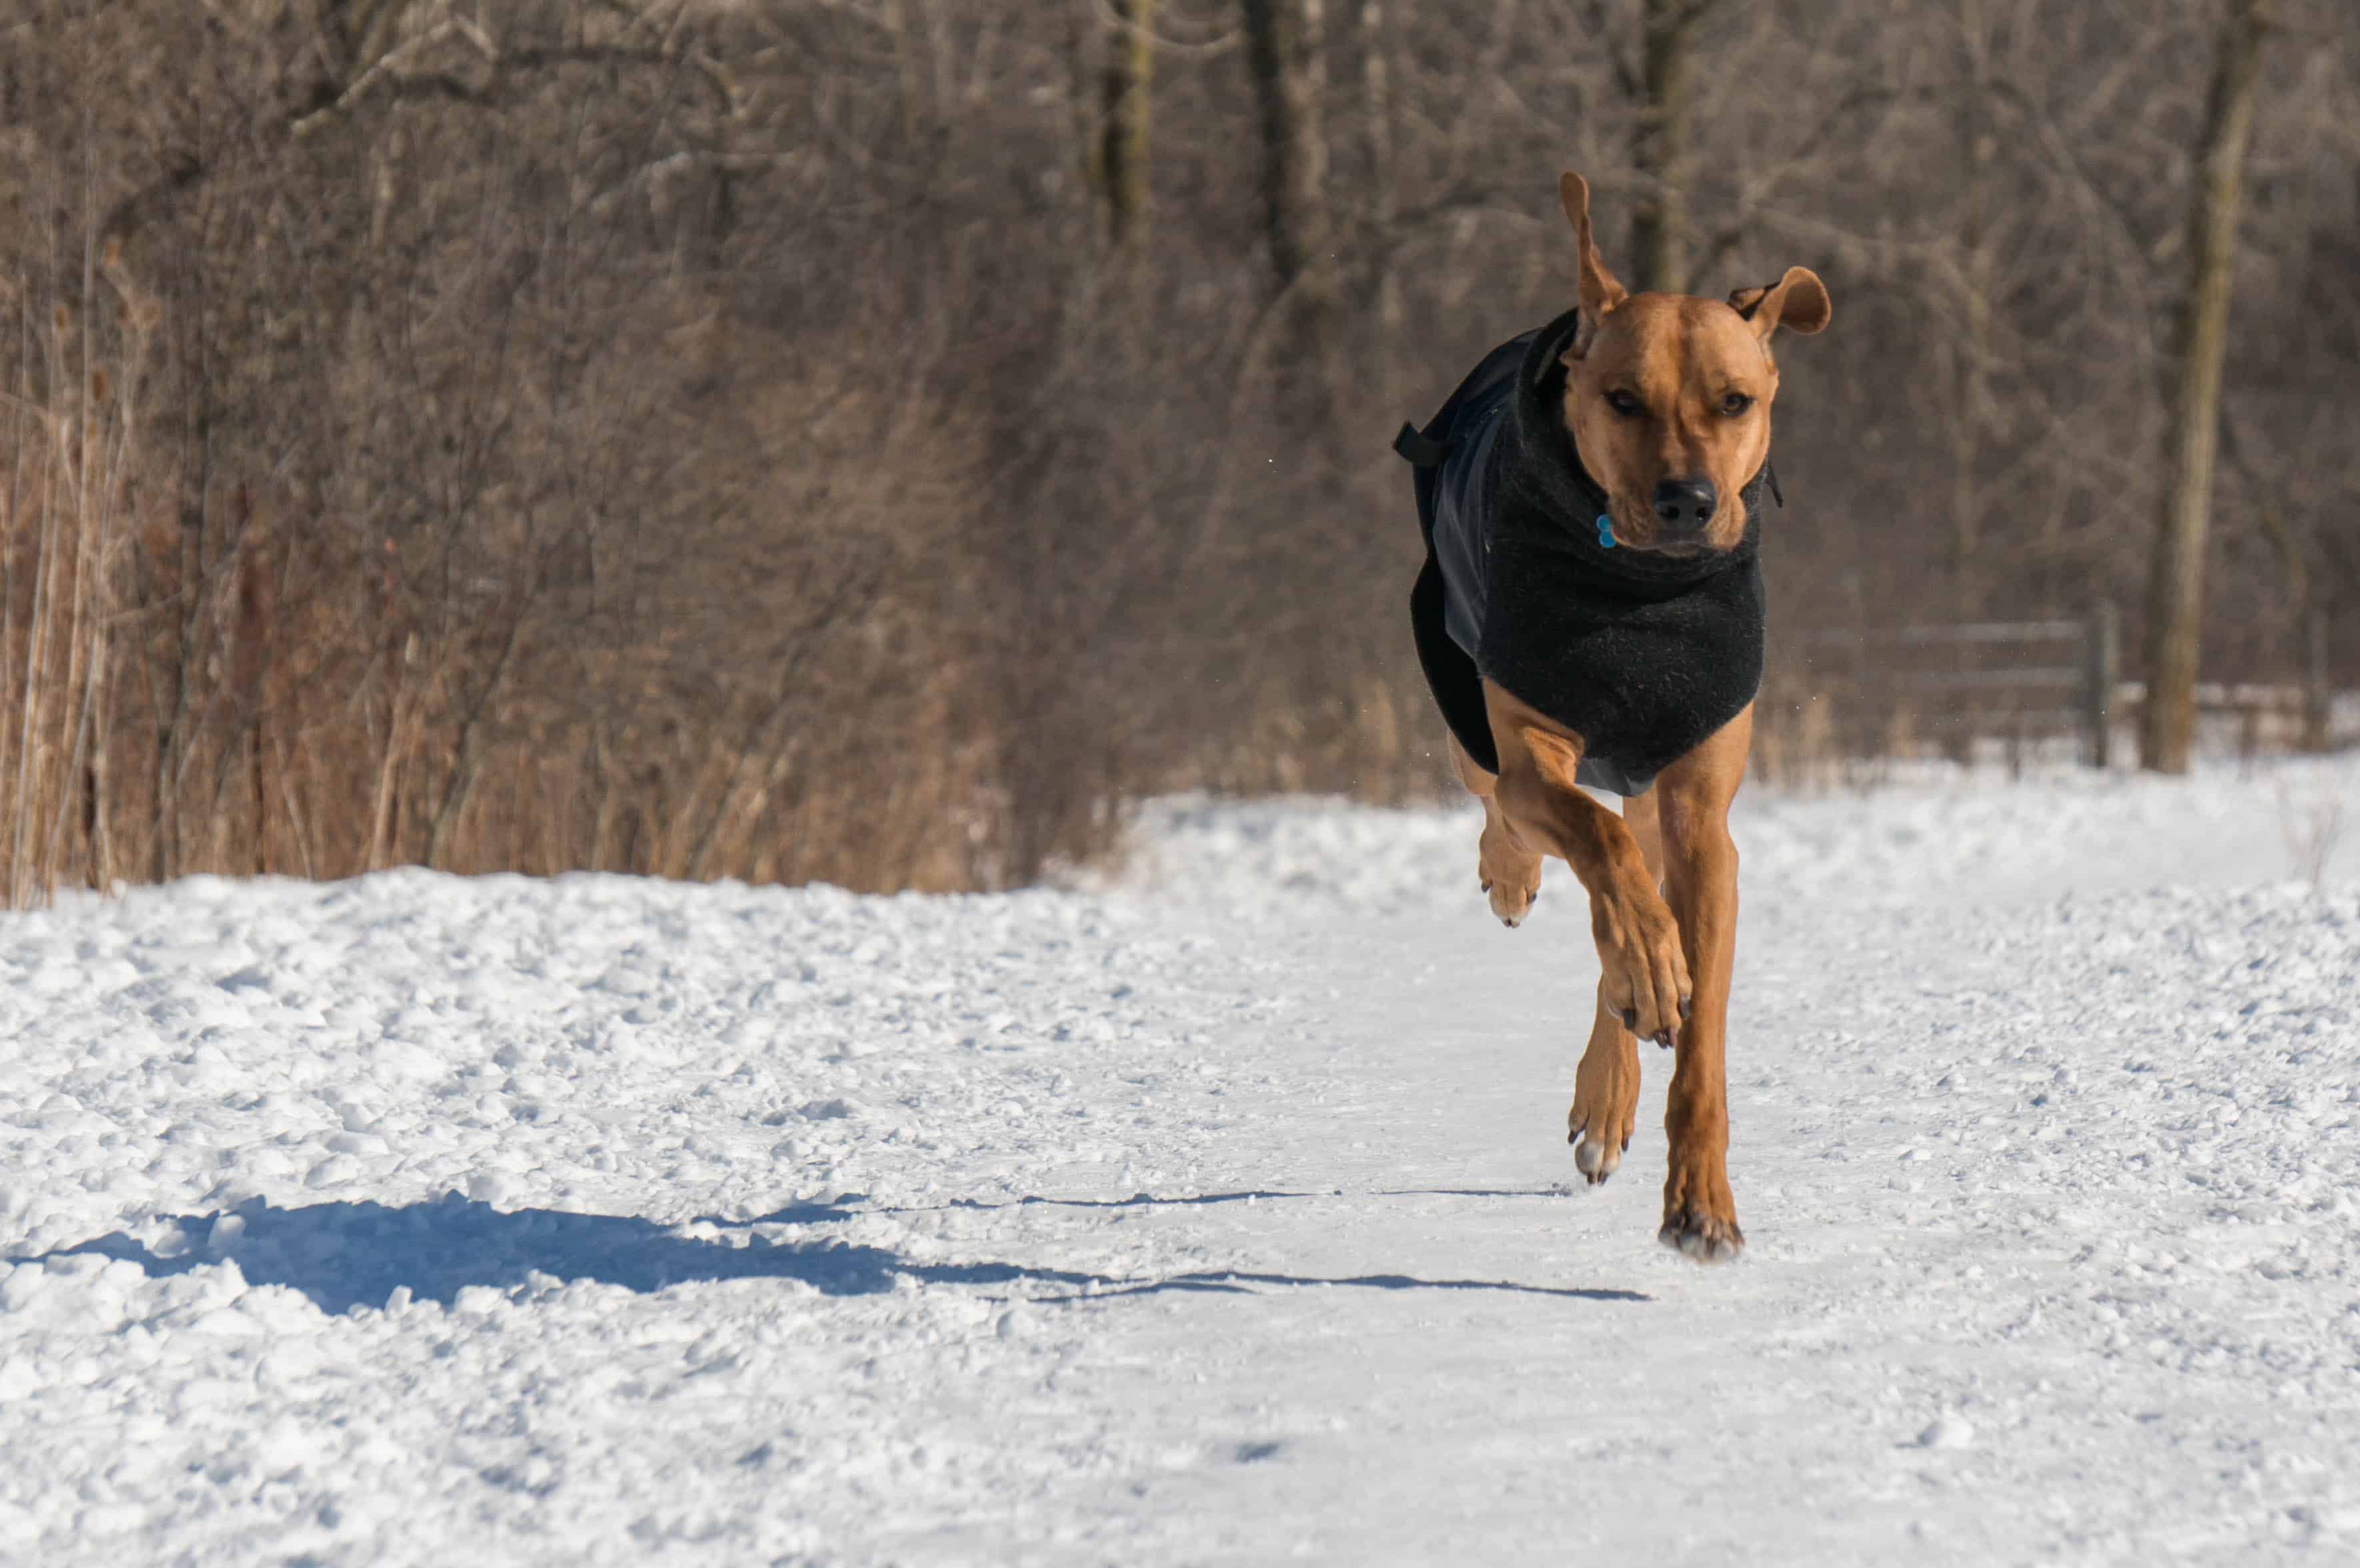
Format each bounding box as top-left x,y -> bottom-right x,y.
1653,478 -> 1717,537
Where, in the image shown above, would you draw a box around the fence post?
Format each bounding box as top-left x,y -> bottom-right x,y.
2082,599 -> 2120,768
2303,607 -> 2331,753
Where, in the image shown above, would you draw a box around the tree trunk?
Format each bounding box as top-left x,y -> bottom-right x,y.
1240,0 -> 1329,306
1629,0 -> 1705,295
881,0 -> 925,148
1950,0 -> 1996,590
2140,0 -> 2273,774
1099,0 -> 1155,249
1358,0 -> 1400,340
1067,0 -> 1099,194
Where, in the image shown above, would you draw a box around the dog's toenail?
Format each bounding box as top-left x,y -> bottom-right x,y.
1620,1008 -> 1637,1031
1679,997 -> 1692,1022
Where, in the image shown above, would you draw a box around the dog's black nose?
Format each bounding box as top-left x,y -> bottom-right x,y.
1653,478 -> 1718,534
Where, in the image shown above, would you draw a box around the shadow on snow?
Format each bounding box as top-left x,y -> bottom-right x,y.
27,1190 -> 1649,1315
851,1185 -> 1576,1217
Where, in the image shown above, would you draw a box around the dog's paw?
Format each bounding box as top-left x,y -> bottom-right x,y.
1571,1128 -> 1626,1185
1657,1205 -> 1744,1262
1567,1035 -> 1640,1188
1482,873 -> 1539,927
1590,883 -> 1690,1043
1659,1148 -> 1743,1262
1478,825 -> 1542,928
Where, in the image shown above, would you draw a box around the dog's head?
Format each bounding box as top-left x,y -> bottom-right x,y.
1554,172 -> 1831,556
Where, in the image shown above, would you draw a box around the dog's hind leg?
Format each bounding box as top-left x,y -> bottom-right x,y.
1568,793 -> 1663,1183
1449,732 -> 1543,927
1622,788 -> 1667,888
1568,990 -> 1641,1184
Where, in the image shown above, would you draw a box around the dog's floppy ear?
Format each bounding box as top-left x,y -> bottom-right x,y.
1558,172 -> 1627,360
1729,266 -> 1832,341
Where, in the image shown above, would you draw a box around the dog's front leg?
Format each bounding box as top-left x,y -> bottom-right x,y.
1650,706 -> 1753,1262
1495,726 -> 1691,1045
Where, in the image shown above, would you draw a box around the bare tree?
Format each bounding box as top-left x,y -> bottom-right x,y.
1949,0 -> 1998,585
1099,0 -> 1157,249
1629,0 -> 1716,294
2142,0 -> 2277,774
1241,0 -> 1331,307
1356,0 -> 1402,344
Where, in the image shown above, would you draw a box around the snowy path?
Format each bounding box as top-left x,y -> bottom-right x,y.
3,763 -> 2358,1564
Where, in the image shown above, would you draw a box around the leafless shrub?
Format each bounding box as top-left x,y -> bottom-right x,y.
2275,780 -> 2346,888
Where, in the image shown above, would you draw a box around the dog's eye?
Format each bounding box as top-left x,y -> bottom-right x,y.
1719,392 -> 1755,416
1604,390 -> 1642,417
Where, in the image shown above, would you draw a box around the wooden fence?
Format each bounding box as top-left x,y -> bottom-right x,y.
1764,602 -> 2336,776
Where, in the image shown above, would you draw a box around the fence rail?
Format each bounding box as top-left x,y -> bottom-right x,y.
1893,669 -> 2084,692
1813,619 -> 2084,647
1777,601 -> 2336,772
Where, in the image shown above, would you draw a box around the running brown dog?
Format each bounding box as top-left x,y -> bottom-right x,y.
1398,172 -> 1831,1262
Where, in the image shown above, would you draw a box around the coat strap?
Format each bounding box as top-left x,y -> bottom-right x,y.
1392,421 -> 1452,468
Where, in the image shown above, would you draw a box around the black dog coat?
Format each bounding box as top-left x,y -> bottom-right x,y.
1398,307 -> 1776,797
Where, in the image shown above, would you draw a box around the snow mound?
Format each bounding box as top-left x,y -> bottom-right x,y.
1113,754 -> 2360,917
3,762 -> 2358,1562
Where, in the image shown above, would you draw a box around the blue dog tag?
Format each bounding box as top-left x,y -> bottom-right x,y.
1595,514 -> 1615,549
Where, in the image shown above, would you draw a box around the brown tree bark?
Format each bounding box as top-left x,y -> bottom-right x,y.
1950,0 -> 1996,587
1099,0 -> 1157,249
1629,0 -> 1710,295
1358,0 -> 1400,336
1240,0 -> 1330,306
2140,0 -> 2274,774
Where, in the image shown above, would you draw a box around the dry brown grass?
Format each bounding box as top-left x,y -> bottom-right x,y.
0,293 -> 1015,898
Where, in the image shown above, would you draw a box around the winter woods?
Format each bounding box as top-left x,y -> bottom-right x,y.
1,0 -> 2355,896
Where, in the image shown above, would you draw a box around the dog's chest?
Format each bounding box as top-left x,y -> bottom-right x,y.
1479,547 -> 1765,788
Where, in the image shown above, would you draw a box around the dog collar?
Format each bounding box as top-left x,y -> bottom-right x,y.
1587,463 -> 1775,557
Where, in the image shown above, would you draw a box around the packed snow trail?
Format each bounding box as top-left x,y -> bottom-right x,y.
2,762 -> 2357,1564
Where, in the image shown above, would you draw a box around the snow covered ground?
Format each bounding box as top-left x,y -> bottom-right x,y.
3,758 -> 2358,1564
